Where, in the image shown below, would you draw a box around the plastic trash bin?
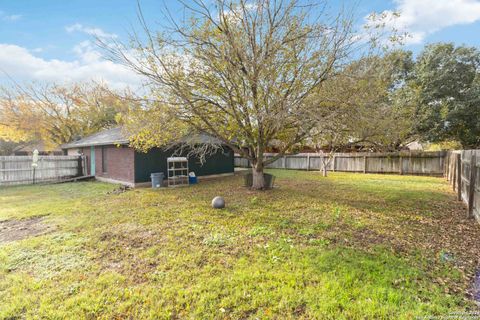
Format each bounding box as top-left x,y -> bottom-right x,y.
188,171 -> 197,184
150,172 -> 164,188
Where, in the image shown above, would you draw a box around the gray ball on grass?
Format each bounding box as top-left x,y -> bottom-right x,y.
211,196 -> 225,209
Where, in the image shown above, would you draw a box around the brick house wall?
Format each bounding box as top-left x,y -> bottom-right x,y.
94,145 -> 135,184
76,145 -> 134,184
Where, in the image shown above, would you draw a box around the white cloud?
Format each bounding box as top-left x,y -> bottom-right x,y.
0,11 -> 22,21
0,43 -> 143,89
65,23 -> 118,39
222,3 -> 257,21
72,40 -> 103,63
369,0 -> 480,44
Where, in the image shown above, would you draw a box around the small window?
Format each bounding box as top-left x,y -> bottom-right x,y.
101,146 -> 107,173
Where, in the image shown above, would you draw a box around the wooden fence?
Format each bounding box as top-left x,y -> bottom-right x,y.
0,156 -> 83,187
235,151 -> 446,176
445,150 -> 480,221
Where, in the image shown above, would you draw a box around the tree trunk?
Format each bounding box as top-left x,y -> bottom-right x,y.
320,156 -> 328,177
252,163 -> 265,190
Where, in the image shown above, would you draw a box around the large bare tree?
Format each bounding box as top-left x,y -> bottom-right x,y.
104,0 -> 359,189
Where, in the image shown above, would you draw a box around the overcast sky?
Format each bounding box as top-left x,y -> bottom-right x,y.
1,0 -> 480,89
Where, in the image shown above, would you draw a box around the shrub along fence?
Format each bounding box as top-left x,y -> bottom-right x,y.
445,150 -> 480,221
0,156 -> 85,187
235,151 -> 447,176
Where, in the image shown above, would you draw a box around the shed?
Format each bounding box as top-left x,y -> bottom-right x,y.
61,127 -> 234,187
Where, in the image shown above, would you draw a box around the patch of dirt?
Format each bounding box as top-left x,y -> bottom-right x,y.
0,216 -> 54,243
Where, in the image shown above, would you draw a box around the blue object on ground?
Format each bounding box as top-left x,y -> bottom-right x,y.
150,172 -> 164,188
189,176 -> 198,184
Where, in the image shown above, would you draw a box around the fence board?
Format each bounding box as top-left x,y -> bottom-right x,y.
0,155 -> 82,186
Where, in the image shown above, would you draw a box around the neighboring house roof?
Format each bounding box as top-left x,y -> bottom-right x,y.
61,127 -> 225,149
61,127 -> 129,149
13,141 -> 62,153
406,141 -> 424,151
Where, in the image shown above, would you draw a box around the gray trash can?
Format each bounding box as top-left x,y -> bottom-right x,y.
150,172 -> 164,188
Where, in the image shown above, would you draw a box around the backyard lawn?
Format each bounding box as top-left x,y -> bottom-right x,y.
1,170 -> 479,319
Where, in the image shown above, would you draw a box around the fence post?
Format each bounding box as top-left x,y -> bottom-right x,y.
363,156 -> 367,174
450,154 -> 455,183
306,154 -> 310,171
447,152 -> 451,179
399,156 -> 403,175
332,155 -> 336,172
456,153 -> 462,201
445,152 -> 449,179
468,154 -> 477,218
283,156 -> 287,169
452,156 -> 457,191
1,157 -> 4,182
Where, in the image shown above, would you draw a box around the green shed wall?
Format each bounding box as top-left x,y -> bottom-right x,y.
134,146 -> 234,183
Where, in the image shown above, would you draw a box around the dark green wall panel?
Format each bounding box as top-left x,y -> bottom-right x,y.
134,146 -> 234,183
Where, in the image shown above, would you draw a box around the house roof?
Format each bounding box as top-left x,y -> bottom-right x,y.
14,141 -> 62,153
61,127 -> 129,149
61,127 -> 226,149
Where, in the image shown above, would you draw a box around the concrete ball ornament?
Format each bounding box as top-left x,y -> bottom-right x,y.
211,196 -> 225,209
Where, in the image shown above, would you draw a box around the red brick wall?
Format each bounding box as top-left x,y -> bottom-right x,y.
95,145 -> 135,184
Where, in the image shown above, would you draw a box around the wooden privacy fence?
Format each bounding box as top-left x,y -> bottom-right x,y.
445,150 -> 480,221
235,151 -> 446,176
0,156 -> 84,187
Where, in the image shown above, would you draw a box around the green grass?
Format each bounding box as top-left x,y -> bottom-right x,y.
0,170 -> 479,319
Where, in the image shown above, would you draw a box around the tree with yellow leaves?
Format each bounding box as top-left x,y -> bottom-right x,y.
0,82 -> 135,148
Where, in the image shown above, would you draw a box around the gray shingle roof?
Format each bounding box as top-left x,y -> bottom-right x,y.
61,127 -> 129,149
61,127 -> 226,149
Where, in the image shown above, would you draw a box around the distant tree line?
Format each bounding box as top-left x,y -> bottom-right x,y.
310,42 -> 480,152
